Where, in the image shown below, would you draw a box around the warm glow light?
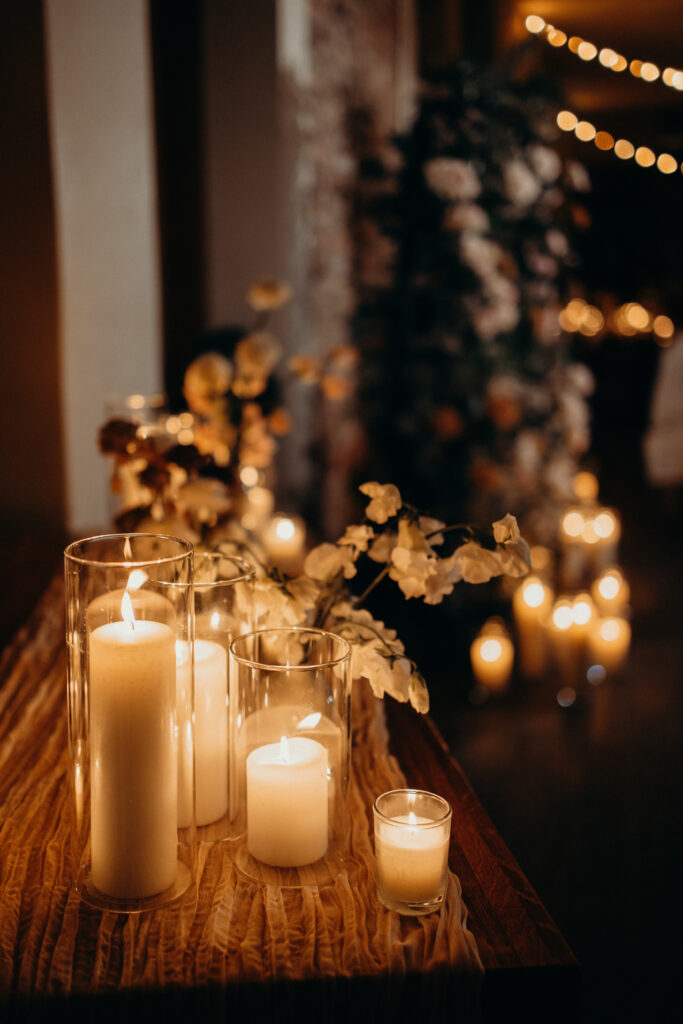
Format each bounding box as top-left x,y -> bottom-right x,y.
575,121 -> 596,142
553,602 -> 574,631
572,597 -> 593,626
595,131 -> 614,151
562,509 -> 585,538
612,55 -> 627,72
165,415 -> 181,434
640,62 -> 660,82
275,517 -> 296,541
599,619 -> 622,643
129,394 -> 145,410
599,48 -> 618,68
210,611 -> 220,630
178,411 -> 193,427
126,569 -> 147,592
523,580 -> 546,608
557,110 -> 578,131
297,712 -> 322,729
653,315 -> 674,338
594,510 -> 617,538
578,41 -> 597,61
630,59 -> 643,77
480,639 -> 503,663
615,139 -> 635,160
581,518 -> 600,544
635,147 -> 655,167
657,153 -> 677,174
672,71 -> 683,90
240,465 -> 259,487
177,428 -> 194,445
579,305 -> 604,335
525,15 -> 546,34
408,811 -> 418,826
121,591 -> 136,630
280,735 -> 290,762
568,36 -> 582,54
598,574 -> 621,601
573,471 -> 599,501
626,303 -> 649,330
662,68 -> 676,86
548,29 -> 567,47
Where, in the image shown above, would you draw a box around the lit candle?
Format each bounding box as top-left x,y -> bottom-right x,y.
470,634 -> 514,692
246,736 -> 328,866
571,592 -> 596,654
592,508 -> 621,571
587,616 -> 631,676
558,507 -> 590,587
512,576 -> 553,679
375,814 -> 449,903
262,514 -> 306,575
572,470 -> 599,502
176,639 -> 229,828
547,597 -> 580,688
89,593 -> 177,899
591,567 -> 630,615
373,790 -> 452,913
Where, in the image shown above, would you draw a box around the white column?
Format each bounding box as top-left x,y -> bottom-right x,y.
44,0 -> 163,534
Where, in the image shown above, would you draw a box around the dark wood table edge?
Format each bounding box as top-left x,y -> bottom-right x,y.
384,698 -> 580,1020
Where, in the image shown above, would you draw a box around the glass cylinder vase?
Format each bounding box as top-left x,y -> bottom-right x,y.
65,533 -> 194,912
181,550 -> 255,841
230,627 -> 351,886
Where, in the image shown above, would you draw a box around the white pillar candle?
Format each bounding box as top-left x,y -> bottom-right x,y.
512,576 -> 553,679
246,736 -> 328,867
89,602 -> 177,899
261,515 -> 306,575
547,598 -> 580,688
469,635 -> 514,692
176,639 -> 229,828
587,616 -> 631,676
375,814 -> 450,903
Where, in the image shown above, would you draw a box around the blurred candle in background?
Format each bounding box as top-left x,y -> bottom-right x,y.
513,575 -> 553,679
592,567 -> 630,616
588,616 -> 631,676
470,620 -> 514,692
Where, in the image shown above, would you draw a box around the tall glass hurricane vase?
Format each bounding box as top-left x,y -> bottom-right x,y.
65,533 -> 195,912
230,628 -> 351,887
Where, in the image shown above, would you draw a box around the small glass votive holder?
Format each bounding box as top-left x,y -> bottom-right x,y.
64,533 -> 195,913
373,789 -> 452,916
180,550 -> 255,841
229,627 -> 351,887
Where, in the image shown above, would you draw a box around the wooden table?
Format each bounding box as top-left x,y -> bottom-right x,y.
0,573 -> 578,1022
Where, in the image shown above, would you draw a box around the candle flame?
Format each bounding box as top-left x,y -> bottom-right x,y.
210,611 -> 220,630
553,602 -> 573,631
562,509 -> 584,538
408,812 -> 417,826
600,619 -> 621,643
572,596 -> 593,626
123,537 -> 133,561
275,517 -> 296,541
121,590 -> 136,631
280,735 -> 290,762
594,510 -> 616,539
523,579 -> 546,608
480,638 -> 503,663
598,573 -> 620,600
297,712 -> 321,730
126,569 -> 147,592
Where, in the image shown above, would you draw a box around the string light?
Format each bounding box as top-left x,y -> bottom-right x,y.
556,108 -> 681,176
559,299 -> 677,347
525,15 -> 683,91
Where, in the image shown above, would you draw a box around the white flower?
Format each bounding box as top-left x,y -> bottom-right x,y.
338,523 -> 374,552
419,516 -> 445,546
443,203 -> 490,234
177,479 -> 232,521
423,554 -> 462,605
390,546 -> 433,599
359,482 -> 402,524
503,159 -> 542,207
424,158 -> 481,201
252,578 -> 309,628
492,513 -> 520,546
304,542 -> 357,581
183,353 -> 233,416
452,542 -> 505,584
332,604 -> 413,704
565,160 -> 591,192
234,332 -> 281,378
367,531 -> 397,563
527,144 -> 561,183
461,235 -> 502,277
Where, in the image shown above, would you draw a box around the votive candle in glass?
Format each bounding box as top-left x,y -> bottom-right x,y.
373,789 -> 451,916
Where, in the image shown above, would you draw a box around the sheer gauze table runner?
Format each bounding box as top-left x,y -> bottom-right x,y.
0,573 -> 482,1015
